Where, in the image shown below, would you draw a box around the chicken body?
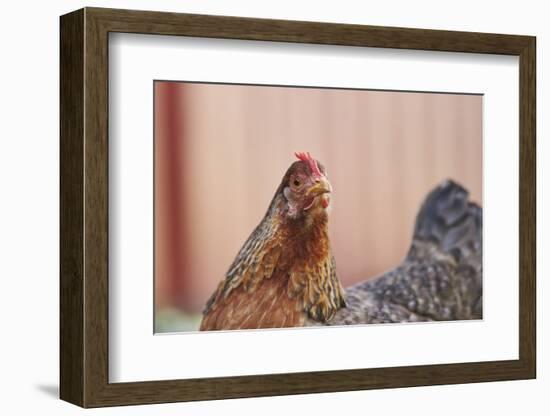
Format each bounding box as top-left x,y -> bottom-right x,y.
200,153 -> 345,331
314,180 -> 482,326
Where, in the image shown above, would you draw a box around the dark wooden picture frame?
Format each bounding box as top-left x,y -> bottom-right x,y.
60,7 -> 536,408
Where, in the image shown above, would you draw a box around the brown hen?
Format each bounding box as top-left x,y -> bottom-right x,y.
200,152 -> 345,330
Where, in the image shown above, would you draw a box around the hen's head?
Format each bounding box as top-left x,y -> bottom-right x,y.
279,152 -> 332,220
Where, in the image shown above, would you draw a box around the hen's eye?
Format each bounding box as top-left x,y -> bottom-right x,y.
293,178 -> 301,187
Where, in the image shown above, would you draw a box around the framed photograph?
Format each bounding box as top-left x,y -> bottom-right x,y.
60,7 -> 536,407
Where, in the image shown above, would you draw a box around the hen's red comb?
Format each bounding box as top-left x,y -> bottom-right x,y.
295,152 -> 323,178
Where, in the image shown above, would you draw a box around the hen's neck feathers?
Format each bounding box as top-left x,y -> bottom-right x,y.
249,190 -> 346,321
203,190 -> 346,328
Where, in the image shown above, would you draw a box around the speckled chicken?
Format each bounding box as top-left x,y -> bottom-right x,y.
316,179 -> 482,326
200,153 -> 482,331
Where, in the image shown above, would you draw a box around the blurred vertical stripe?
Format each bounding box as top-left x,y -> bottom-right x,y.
155,82 -> 191,310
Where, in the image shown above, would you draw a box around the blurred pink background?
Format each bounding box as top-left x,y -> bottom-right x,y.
154,81 -> 482,319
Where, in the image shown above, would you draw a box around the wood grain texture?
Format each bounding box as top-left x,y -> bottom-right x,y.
83,9 -> 110,406
59,7 -> 536,408
519,38 -> 536,376
59,8 -> 84,406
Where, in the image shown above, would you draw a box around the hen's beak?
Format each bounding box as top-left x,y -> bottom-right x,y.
307,176 -> 332,197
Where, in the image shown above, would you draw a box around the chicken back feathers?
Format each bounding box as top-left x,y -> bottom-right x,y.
315,179 -> 482,326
